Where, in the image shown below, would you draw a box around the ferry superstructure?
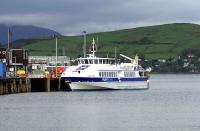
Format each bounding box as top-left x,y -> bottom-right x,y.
61,38 -> 149,91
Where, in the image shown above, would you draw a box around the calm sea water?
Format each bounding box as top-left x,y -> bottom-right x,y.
0,74 -> 200,131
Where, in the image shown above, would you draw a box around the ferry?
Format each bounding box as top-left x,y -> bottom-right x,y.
61,38 -> 150,91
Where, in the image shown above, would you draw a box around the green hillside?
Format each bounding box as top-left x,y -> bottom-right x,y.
15,23 -> 200,59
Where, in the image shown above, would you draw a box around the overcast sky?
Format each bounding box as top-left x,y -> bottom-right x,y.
1,0 -> 200,35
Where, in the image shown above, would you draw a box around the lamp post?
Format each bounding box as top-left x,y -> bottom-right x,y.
13,56 -> 16,76
83,31 -> 86,58
55,37 -> 58,77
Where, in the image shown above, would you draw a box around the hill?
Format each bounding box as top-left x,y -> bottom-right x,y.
13,23 -> 200,59
0,24 -> 61,44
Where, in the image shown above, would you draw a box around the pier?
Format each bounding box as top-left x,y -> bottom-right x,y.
0,77 -> 71,95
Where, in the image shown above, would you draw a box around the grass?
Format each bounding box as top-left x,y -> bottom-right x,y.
14,23 -> 200,60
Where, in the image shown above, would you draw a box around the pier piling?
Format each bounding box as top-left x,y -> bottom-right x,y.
0,77 -> 70,95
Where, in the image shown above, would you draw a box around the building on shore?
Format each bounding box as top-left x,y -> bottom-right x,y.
28,56 -> 70,78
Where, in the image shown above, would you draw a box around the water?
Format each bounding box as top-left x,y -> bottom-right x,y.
0,74 -> 200,131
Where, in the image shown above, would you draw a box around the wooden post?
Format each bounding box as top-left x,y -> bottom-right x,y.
13,79 -> 16,93
0,82 -> 3,95
46,78 -> 50,92
58,78 -> 61,91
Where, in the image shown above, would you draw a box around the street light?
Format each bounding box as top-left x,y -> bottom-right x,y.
55,37 -> 58,77
13,56 -> 16,76
83,31 -> 86,58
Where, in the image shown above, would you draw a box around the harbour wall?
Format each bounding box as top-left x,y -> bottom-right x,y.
0,77 -> 70,95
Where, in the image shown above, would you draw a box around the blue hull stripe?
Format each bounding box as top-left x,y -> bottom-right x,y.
62,77 -> 148,82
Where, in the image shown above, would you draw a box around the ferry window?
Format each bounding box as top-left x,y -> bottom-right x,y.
111,60 -> 115,64
125,72 -> 127,77
109,72 -> 111,77
99,59 -> 102,64
89,60 -> 93,64
105,60 -> 107,64
124,72 -> 134,77
102,72 -> 105,77
131,72 -> 134,77
99,72 -> 102,77
85,59 -> 88,64
94,59 -> 98,64
133,72 -> 136,77
105,59 -> 108,64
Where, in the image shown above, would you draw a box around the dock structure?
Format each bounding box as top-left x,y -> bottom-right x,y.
0,78 -> 29,95
0,49 -> 71,96
0,77 -> 71,95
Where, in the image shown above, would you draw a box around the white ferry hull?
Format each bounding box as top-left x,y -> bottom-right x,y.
69,81 -> 149,91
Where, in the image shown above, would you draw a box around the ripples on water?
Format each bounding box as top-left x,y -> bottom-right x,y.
0,74 -> 200,131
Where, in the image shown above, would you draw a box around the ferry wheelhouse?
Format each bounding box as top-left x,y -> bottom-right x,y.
61,38 -> 149,90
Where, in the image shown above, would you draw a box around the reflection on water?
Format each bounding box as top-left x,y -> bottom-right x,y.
0,74 -> 200,131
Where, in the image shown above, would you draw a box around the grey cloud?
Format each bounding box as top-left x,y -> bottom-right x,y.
1,0 -> 200,35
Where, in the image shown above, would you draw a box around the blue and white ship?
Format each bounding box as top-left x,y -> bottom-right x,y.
61,38 -> 149,91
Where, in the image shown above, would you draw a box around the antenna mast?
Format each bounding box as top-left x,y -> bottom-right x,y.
91,38 -> 96,58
